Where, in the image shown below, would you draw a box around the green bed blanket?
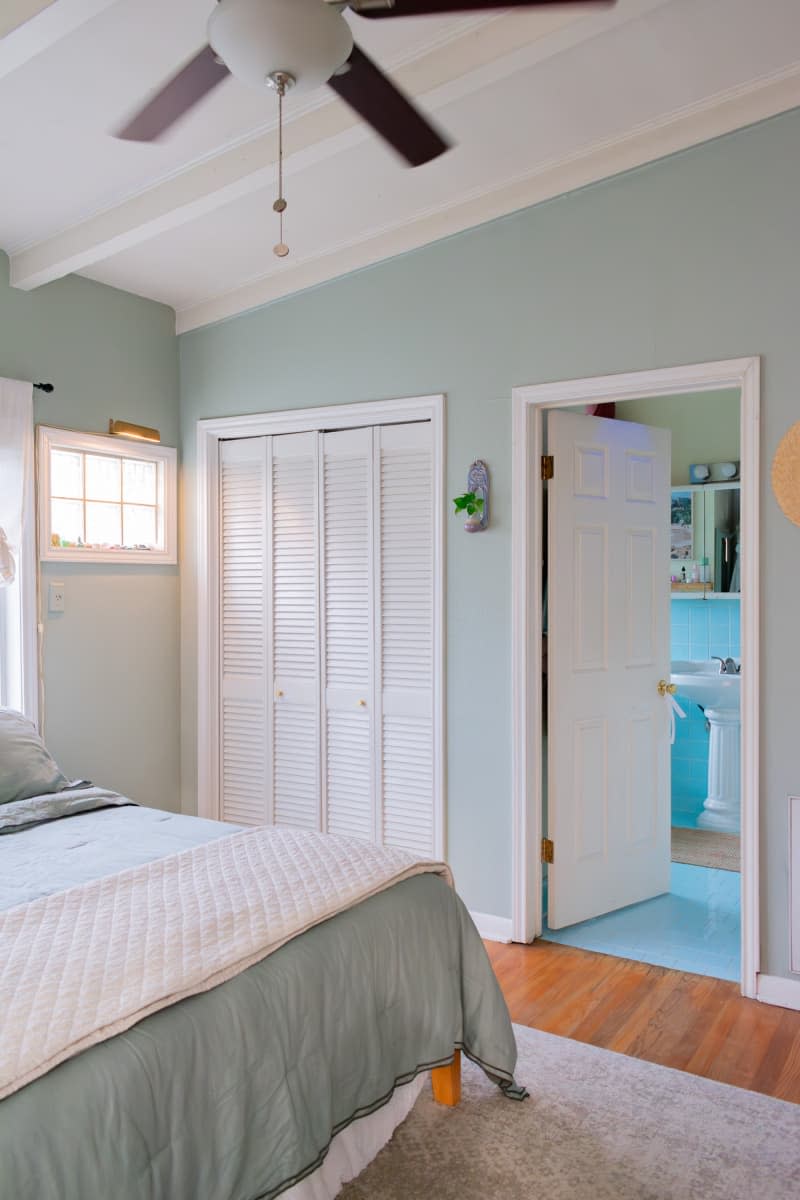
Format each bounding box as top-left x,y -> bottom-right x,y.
0,804 -> 524,1200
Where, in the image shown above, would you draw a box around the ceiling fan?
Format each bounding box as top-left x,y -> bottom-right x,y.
117,0 -> 614,167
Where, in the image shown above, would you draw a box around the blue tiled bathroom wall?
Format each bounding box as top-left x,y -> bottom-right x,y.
670,599 -> 740,826
670,597 -> 741,663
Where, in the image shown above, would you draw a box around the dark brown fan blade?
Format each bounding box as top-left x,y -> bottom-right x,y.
356,0 -> 612,15
115,45 -> 230,142
328,44 -> 449,167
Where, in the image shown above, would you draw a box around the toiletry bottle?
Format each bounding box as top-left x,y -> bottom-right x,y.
681,567 -> 687,583
691,563 -> 700,583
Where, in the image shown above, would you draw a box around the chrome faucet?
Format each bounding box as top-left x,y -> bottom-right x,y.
712,656 -> 740,675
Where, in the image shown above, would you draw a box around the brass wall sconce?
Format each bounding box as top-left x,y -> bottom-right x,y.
108,419 -> 161,443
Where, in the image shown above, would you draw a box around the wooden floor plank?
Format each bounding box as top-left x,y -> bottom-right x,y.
486,940 -> 800,1105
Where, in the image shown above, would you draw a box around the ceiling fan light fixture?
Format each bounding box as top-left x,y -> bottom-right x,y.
208,0 -> 353,93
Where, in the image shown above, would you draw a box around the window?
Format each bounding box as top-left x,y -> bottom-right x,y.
38,427 -> 177,565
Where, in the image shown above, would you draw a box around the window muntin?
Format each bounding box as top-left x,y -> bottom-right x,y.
38,428 -> 176,565
49,448 -> 163,552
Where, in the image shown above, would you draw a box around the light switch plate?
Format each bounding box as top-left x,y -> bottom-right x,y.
48,582 -> 65,613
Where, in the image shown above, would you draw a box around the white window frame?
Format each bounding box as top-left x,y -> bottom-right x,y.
194,395 -> 446,860
38,426 -> 177,565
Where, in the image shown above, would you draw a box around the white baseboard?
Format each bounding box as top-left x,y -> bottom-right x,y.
756,973 -> 800,1011
470,911 -> 513,943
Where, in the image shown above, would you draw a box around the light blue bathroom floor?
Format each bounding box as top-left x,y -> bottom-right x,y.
542,863 -> 740,981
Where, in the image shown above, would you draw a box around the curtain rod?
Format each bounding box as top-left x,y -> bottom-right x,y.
34,382 -> 54,393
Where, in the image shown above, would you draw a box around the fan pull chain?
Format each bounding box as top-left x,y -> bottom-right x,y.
269,71 -> 294,259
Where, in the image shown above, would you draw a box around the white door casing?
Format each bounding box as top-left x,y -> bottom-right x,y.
512,360 -> 759,997
547,410 -> 672,929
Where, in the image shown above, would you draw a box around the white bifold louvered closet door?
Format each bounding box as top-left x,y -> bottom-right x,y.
218,421 -> 435,857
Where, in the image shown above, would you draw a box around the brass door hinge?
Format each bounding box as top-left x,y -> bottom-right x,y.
541,837 -> 554,864
541,455 -> 554,481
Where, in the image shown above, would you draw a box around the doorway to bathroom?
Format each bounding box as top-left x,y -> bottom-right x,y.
510,359 -> 760,997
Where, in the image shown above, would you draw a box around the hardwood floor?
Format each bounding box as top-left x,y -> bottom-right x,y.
486,939 -> 800,1104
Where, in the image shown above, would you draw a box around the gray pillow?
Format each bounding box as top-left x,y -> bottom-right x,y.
0,709 -> 70,805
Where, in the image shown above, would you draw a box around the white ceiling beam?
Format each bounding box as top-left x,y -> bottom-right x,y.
176,60 -> 800,333
9,0 -> 669,292
0,0 -> 122,80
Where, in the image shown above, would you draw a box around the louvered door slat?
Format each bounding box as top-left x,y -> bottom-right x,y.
219,438 -> 269,826
322,428 -> 374,841
218,417 -> 437,854
271,432 -> 320,830
377,423 -> 434,856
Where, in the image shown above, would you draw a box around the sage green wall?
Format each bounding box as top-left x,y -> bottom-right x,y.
180,108 -> 800,981
0,252 -> 181,808
616,389 -> 741,485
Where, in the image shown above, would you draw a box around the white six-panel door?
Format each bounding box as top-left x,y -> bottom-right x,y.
219,422 -> 434,857
547,410 -> 672,929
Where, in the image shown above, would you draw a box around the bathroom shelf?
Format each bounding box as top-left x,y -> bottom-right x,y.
670,592 -> 740,601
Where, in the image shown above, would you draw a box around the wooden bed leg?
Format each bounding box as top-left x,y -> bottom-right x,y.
431,1050 -> 461,1107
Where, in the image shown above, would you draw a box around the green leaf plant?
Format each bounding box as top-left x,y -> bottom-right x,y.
452,492 -> 485,517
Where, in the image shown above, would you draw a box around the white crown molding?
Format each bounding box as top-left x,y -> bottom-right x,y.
7,0 -> 668,291
176,61 -> 800,333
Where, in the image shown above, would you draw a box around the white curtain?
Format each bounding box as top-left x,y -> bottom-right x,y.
0,378 -> 37,720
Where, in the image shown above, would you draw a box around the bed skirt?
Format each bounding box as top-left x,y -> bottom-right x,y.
284,1075 -> 426,1200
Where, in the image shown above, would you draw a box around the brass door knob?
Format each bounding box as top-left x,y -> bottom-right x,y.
657,680 -> 677,696
357,699 -> 367,708
275,689 -> 284,699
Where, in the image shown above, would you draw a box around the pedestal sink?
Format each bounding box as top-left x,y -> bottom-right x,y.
670,660 -> 741,834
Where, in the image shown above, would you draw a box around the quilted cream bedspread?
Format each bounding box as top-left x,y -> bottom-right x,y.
0,826 -> 450,1100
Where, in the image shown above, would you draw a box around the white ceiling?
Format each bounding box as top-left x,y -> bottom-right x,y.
2,0 -> 800,332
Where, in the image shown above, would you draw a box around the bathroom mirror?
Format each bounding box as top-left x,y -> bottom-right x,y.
706,483 -> 740,594
670,488 -> 705,591
670,483 -> 740,596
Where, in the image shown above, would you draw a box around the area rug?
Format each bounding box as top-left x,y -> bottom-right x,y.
340,1024 -> 800,1199
671,826 -> 740,872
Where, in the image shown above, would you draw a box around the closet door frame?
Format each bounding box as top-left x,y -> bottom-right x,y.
196,394 -> 446,858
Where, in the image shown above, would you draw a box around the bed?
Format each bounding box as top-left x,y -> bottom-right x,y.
0,718 -> 524,1200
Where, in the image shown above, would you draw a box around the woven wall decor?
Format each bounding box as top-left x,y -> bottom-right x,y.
772,420 -> 800,527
